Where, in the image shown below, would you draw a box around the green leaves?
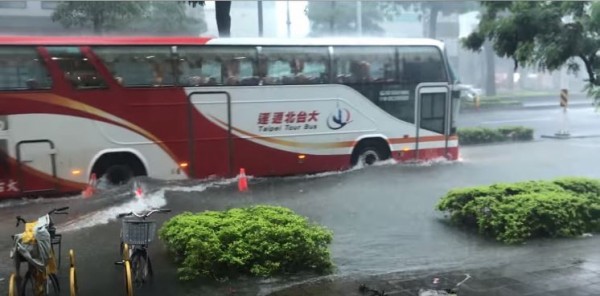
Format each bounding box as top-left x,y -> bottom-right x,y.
437,177 -> 600,244
464,1 -> 600,100
158,205 -> 334,281
51,1 -> 205,34
457,126 -> 534,145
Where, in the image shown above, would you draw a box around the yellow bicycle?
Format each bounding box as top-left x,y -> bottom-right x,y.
8,206 -> 78,296
114,208 -> 171,296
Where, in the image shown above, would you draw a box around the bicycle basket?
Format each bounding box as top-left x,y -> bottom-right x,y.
122,220 -> 157,245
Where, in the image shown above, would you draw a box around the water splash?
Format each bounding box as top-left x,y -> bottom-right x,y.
60,187 -> 168,233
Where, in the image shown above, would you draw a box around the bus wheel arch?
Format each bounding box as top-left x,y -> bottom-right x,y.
90,151 -> 148,186
350,137 -> 391,167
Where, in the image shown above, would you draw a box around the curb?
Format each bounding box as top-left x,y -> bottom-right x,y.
541,134 -> 600,139
461,102 -> 591,113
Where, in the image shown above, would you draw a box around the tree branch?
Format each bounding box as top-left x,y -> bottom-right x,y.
579,54 -> 597,85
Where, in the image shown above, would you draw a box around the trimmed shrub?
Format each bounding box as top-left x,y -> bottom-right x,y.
457,126 -> 534,145
158,205 -> 334,281
436,177 -> 600,244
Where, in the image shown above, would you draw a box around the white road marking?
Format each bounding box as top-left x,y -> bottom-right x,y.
481,117 -> 552,125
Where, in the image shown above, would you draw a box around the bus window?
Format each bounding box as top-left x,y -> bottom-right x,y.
398,46 -> 447,83
420,92 -> 446,134
93,46 -> 175,87
46,46 -> 106,89
176,46 -> 257,86
259,46 -> 329,85
333,46 -> 396,84
0,46 -> 52,91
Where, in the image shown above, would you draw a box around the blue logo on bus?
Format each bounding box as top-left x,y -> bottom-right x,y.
327,108 -> 352,130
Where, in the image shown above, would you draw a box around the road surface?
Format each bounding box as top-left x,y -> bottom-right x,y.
458,101 -> 600,138
2,137 -> 600,295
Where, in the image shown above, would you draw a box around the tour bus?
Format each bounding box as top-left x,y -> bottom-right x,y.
0,36 -> 461,199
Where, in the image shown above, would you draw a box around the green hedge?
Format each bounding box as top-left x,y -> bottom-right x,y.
457,126 -> 534,145
436,177 -> 600,244
158,205 -> 334,281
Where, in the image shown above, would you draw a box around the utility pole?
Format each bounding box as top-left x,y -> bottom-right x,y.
356,1 -> 362,36
330,1 -> 336,35
286,0 -> 291,37
258,0 -> 264,37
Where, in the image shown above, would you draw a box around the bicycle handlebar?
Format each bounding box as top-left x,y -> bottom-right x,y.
116,208 -> 171,219
15,206 -> 70,227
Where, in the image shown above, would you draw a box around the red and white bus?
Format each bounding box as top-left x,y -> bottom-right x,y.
0,36 -> 461,199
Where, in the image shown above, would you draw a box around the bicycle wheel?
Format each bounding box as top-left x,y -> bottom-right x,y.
69,250 -> 78,296
20,269 -> 45,296
21,269 -> 59,296
130,250 -> 149,288
123,260 -> 134,296
8,273 -> 17,296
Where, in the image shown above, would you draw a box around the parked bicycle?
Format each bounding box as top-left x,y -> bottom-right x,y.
8,206 -> 77,296
114,208 -> 171,295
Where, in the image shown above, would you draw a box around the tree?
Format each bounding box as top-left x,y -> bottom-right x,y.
135,2 -> 206,35
463,2 -> 600,102
188,1 -> 231,37
381,1 -> 478,38
305,1 -> 395,36
51,1 -> 147,34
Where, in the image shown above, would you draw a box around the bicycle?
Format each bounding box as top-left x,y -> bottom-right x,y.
9,206 -> 72,296
114,208 -> 171,295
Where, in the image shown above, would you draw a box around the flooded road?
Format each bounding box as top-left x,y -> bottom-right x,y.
2,137 -> 600,295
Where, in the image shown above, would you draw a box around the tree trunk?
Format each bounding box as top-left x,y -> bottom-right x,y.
428,6 -> 439,38
215,1 -> 231,37
507,62 -> 514,91
92,15 -> 102,34
330,1 -> 336,35
484,40 -> 496,96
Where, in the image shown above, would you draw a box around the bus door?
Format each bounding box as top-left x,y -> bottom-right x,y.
16,140 -> 58,194
415,83 -> 451,160
0,115 -> 19,196
188,91 -> 234,178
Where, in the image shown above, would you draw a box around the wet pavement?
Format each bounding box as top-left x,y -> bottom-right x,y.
458,102 -> 600,138
2,137 -> 600,295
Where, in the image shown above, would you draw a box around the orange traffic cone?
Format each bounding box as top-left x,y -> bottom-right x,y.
82,173 -> 97,198
238,168 -> 248,192
133,180 -> 143,198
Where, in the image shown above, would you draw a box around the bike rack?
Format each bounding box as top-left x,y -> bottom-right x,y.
51,233 -> 62,268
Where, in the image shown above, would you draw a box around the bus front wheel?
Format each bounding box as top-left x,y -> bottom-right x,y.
355,146 -> 382,167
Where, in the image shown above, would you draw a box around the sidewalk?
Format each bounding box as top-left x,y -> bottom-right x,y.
268,263 -> 600,296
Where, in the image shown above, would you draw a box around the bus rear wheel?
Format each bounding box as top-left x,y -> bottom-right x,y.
105,165 -> 133,186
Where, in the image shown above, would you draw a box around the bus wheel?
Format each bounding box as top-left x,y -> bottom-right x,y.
105,165 -> 133,186
356,146 -> 382,167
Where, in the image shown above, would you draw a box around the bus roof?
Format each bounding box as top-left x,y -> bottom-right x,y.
0,35 -> 446,48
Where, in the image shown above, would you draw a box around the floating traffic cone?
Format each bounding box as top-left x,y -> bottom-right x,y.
133,180 -> 143,198
82,173 -> 97,198
238,168 -> 248,192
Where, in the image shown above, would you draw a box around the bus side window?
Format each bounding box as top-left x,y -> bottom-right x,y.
398,46 -> 447,84
0,46 -> 52,91
92,46 -> 175,87
176,46 -> 257,86
333,46 -> 396,84
46,46 -> 106,89
260,46 -> 329,85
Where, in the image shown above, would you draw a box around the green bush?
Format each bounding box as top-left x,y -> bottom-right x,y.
436,177 -> 600,244
457,126 -> 534,145
158,205 -> 334,281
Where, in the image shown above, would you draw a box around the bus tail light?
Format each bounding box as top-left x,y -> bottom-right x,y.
298,154 -> 306,163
